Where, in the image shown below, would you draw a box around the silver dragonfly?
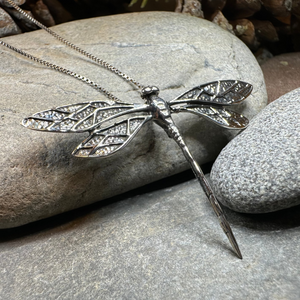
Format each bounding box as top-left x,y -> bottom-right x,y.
22,79 -> 252,258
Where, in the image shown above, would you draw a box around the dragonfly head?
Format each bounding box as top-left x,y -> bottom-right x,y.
141,86 -> 160,103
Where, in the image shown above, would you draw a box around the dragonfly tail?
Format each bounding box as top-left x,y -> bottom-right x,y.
168,124 -> 243,258
208,193 -> 243,259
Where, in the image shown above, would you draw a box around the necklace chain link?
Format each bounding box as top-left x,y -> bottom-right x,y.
0,0 -> 145,101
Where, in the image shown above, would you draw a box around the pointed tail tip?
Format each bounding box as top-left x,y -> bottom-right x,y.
234,246 -> 243,260
226,231 -> 243,259
229,234 -> 243,259
218,218 -> 243,259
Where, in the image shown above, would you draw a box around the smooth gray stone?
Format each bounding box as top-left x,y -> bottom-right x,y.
1,177 -> 300,300
211,88 -> 300,213
0,11 -> 267,228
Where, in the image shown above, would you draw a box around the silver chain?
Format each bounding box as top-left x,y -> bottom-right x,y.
0,40 -> 123,101
0,0 -> 145,101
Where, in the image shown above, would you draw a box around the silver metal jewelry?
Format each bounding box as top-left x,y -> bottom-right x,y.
1,0 -> 253,259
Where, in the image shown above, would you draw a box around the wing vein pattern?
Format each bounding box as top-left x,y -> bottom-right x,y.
170,80 -> 252,105
169,80 -> 252,129
73,115 -> 152,157
22,100 -> 147,132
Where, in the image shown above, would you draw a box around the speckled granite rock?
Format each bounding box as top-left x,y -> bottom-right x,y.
211,88 -> 300,213
261,52 -> 300,103
0,11 -> 267,228
1,177 -> 300,300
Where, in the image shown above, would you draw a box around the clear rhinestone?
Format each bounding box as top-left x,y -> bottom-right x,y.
77,149 -> 91,157
195,107 -> 211,115
199,94 -> 211,102
73,106 -> 95,120
85,136 -> 104,147
219,109 -> 231,117
187,92 -> 194,98
95,146 -> 118,156
204,83 -> 217,95
103,123 -> 127,135
49,123 -> 60,131
225,91 -> 239,102
60,119 -> 75,130
95,148 -> 105,156
38,120 -> 50,129
91,101 -> 110,108
129,119 -> 143,132
96,108 -> 129,122
77,116 -> 93,130
25,119 -> 50,130
25,118 -> 34,129
57,104 -> 84,113
104,136 -> 126,144
214,97 -> 227,104
34,110 -> 66,120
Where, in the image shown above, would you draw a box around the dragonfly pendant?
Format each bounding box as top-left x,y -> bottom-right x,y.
22,79 -> 252,258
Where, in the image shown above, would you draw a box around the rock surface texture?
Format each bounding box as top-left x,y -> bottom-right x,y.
1,177 -> 300,299
211,88 -> 300,213
0,7 -> 21,37
0,11 -> 267,228
261,52 -> 300,103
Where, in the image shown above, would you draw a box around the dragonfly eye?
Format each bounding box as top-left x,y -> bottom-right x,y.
141,86 -> 160,99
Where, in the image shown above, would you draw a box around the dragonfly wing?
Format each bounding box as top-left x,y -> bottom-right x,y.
72,115 -> 152,157
177,105 -> 249,129
22,100 -> 147,133
169,80 -> 252,106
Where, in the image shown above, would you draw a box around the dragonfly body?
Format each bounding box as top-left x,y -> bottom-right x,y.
142,85 -> 243,258
141,86 -> 182,141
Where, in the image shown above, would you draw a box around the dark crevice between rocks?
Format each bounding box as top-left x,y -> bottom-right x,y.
0,162 -> 300,243
0,162 -> 211,242
224,204 -> 300,232
1,158 -> 300,244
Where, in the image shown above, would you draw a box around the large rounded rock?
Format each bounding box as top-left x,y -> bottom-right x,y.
0,11 -> 266,228
211,88 -> 300,213
2,178 -> 300,300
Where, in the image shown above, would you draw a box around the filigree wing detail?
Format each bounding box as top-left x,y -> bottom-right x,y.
177,105 -> 249,129
72,115 -> 152,157
21,100 -> 145,132
169,80 -> 252,106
